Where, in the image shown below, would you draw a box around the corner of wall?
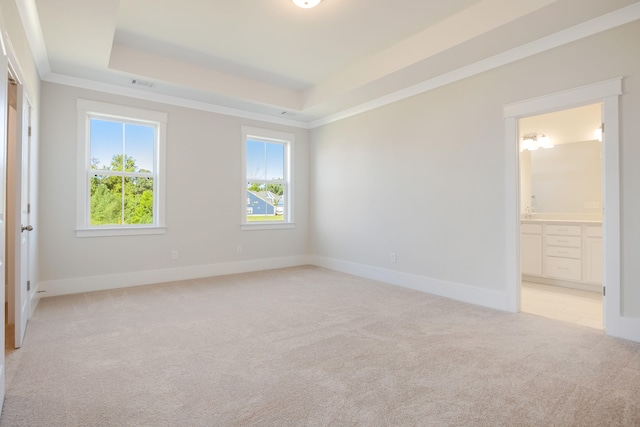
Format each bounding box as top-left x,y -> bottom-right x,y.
309,255 -> 511,312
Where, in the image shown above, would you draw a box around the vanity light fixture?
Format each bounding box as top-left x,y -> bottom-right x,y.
537,134 -> 552,148
292,0 -> 321,8
520,133 -> 553,151
594,126 -> 603,142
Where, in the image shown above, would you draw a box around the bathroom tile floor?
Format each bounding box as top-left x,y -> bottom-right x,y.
521,281 -> 603,330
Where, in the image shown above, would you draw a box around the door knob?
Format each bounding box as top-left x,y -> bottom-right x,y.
21,225 -> 33,232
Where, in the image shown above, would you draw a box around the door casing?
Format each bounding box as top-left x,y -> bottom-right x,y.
503,78 -> 625,337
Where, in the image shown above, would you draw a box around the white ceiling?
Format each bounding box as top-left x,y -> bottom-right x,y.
16,0 -> 640,126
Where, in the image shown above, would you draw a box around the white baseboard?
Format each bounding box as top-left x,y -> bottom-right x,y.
37,254 -> 509,311
35,254 -> 640,343
311,255 -> 511,311
38,255 -> 312,297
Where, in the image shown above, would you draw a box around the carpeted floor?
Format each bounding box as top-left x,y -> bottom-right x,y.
2,266 -> 639,426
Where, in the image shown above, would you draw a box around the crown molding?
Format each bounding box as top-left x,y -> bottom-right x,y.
19,1 -> 640,129
42,73 -> 311,129
14,0 -> 50,76
309,2 -> 640,128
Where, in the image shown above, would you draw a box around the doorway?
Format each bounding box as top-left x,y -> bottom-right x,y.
518,103 -> 604,329
504,78 -> 623,337
4,73 -> 17,349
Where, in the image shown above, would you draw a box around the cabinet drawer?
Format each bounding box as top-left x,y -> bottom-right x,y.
546,246 -> 581,259
546,224 -> 581,236
546,235 -> 581,248
545,256 -> 582,281
521,223 -> 542,234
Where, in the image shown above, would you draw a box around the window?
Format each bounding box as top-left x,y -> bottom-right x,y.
76,100 -> 167,237
241,126 -> 293,229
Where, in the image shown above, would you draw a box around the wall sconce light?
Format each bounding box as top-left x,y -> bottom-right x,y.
520,133 -> 553,151
292,0 -> 321,8
594,126 -> 603,142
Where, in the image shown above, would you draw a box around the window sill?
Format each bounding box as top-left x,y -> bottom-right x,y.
241,223 -> 295,231
76,226 -> 167,238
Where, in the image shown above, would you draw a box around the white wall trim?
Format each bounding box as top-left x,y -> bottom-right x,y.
503,78 -> 623,118
503,78 -> 637,342
22,2 -> 640,130
38,255 -> 312,297
35,253 -> 640,343
39,254 -> 509,311
310,3 -> 640,129
13,0 -> 51,76
311,255 -> 510,312
504,115 -> 520,313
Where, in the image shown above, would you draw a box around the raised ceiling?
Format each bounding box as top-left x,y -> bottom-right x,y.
16,0 -> 640,126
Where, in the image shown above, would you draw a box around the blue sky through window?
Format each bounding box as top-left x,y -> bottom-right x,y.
90,119 -> 155,172
246,139 -> 284,181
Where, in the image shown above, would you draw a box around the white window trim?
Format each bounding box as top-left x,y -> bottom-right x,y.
76,99 -> 167,237
241,126 -> 295,231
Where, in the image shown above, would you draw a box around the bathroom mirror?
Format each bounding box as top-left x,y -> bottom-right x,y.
519,103 -> 602,218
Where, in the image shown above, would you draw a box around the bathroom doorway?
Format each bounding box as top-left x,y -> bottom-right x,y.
518,103 -> 604,329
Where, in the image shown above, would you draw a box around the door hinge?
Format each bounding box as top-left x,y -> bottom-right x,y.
602,286 -> 606,297
601,123 -> 604,134
27,203 -> 31,214
27,280 -> 31,292
28,126 -> 31,137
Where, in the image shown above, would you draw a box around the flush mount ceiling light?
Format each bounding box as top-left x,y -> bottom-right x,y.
520,133 -> 553,152
292,0 -> 321,8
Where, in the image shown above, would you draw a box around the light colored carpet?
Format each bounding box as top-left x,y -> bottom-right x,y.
2,266 -> 639,426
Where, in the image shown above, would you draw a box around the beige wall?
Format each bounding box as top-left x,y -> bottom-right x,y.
310,21 -> 640,316
18,5 -> 640,320
38,82 -> 309,283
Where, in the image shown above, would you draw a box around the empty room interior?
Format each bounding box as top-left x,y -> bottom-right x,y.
0,0 -> 640,425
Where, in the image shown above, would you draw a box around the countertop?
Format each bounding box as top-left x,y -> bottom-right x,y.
521,218 -> 602,224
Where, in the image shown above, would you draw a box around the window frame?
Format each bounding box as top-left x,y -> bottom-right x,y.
76,99 -> 167,237
241,126 -> 294,230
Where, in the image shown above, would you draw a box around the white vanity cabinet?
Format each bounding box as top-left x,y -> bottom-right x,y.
521,220 -> 602,290
521,224 -> 542,276
584,226 -> 603,284
544,224 -> 582,282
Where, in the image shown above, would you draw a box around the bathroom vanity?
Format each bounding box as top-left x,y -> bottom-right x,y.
521,219 -> 602,292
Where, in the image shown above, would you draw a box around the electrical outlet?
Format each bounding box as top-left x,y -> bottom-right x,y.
236,245 -> 243,254
390,252 -> 397,263
171,250 -> 178,260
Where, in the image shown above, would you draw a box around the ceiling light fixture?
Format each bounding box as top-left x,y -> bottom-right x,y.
520,133 -> 553,151
292,0 -> 321,8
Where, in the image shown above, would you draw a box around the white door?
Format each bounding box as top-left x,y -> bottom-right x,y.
0,48 -> 9,411
13,83 -> 30,349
